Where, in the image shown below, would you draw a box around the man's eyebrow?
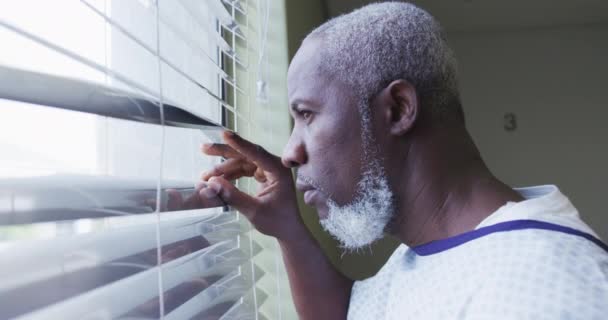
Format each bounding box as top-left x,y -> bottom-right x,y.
290,99 -> 317,112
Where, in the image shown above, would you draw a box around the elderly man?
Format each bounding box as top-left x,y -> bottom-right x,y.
198,2 -> 608,319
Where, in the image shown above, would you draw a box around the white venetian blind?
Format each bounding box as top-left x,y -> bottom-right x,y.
0,0 -> 293,319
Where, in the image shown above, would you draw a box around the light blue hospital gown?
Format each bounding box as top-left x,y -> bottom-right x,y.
348,185 -> 608,320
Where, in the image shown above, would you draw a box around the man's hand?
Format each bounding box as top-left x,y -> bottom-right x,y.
201,131 -> 352,320
200,131 -> 302,240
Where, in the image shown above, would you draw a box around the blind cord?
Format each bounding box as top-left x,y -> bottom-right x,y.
255,0 -> 270,104
154,1 -> 166,318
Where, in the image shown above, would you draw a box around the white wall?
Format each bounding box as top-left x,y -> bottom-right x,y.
451,24 -> 608,240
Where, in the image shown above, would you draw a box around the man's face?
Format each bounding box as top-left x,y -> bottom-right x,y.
283,38 -> 365,219
283,39 -> 396,249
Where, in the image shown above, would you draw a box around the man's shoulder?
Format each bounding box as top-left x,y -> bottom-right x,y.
459,227 -> 608,318
471,224 -> 608,283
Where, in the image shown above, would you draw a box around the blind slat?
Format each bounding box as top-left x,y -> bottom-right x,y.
12,239 -> 246,320
82,0 -> 240,95
0,5 -> 241,122
222,0 -> 247,15
0,65 -> 223,132
0,0 -> 277,317
164,264 -> 264,320
0,209 -> 232,293
14,261 -> 159,320
205,0 -> 237,27
173,0 -> 248,69
218,289 -> 268,320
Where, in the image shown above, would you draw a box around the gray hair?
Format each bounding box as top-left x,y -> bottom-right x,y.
306,2 -> 463,123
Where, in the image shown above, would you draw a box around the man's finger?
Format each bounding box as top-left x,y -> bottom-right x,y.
222,169 -> 251,181
166,189 -> 183,211
223,131 -> 282,172
254,167 -> 267,183
201,143 -> 243,159
201,158 -> 243,181
201,158 -> 258,181
197,187 -> 227,208
182,190 -> 209,209
207,177 -> 259,217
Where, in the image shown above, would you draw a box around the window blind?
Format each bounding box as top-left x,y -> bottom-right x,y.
0,0 -> 293,319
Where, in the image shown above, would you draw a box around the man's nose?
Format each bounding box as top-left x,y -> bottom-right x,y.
281,135 -> 307,168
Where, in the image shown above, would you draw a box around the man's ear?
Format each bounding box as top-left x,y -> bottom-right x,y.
376,80 -> 419,136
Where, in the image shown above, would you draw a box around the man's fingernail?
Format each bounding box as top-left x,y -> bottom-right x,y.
224,131 -> 239,140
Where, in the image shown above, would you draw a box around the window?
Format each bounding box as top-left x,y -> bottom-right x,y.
0,0 -> 295,319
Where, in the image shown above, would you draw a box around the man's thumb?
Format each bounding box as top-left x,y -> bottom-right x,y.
206,177 -> 258,216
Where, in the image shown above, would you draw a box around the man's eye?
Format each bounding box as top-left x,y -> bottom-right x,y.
298,110 -> 313,121
300,111 -> 313,121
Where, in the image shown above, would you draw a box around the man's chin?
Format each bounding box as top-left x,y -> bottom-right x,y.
315,207 -> 329,220
302,192 -> 330,219
320,216 -> 386,251
321,184 -> 395,250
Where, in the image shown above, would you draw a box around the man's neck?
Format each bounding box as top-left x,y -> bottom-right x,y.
387,126 -> 524,247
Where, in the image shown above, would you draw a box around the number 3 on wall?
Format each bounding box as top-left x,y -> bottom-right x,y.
504,112 -> 517,132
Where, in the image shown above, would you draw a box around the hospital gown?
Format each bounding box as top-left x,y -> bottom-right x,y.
348,185 -> 608,320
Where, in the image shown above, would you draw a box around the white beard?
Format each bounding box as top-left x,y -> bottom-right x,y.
318,99 -> 396,251
319,159 -> 395,251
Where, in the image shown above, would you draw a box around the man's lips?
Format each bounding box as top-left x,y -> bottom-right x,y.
295,179 -> 314,193
296,179 -> 322,206
303,189 -> 319,205
296,178 -> 329,218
